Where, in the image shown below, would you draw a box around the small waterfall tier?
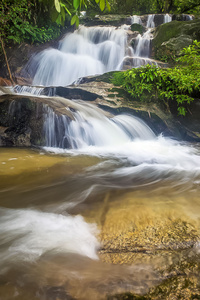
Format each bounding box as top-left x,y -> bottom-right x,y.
27,26 -> 127,87
43,99 -> 155,149
21,13 -> 194,89
132,15 -> 155,60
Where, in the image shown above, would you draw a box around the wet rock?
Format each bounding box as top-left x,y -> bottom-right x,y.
160,34 -> 192,54
0,94 -> 74,147
1,69 -> 200,147
152,19 -> 200,62
172,14 -> 194,21
99,207 -> 199,265
154,14 -> 166,27
80,14 -> 129,27
130,24 -> 145,34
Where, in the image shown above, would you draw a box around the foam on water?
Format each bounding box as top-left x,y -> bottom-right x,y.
43,98 -> 155,149
0,208 -> 100,269
43,136 -> 200,187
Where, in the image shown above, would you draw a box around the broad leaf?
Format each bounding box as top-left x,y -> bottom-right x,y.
61,7 -> 65,20
56,14 -> 62,24
76,16 -> 79,27
99,0 -> 105,11
71,15 -> 77,25
73,0 -> 80,10
106,0 -> 111,11
54,0 -> 61,13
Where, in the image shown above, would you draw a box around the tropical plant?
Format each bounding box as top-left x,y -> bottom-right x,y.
112,41 -> 200,116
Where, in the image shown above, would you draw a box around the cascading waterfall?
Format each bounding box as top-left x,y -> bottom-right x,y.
130,15 -> 143,25
134,29 -> 153,58
19,13 -> 194,90
43,99 -> 155,149
27,26 -> 127,87
133,15 -> 155,60
164,14 -> 172,23
146,14 -> 155,28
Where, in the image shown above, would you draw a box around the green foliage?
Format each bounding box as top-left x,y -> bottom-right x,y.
112,41 -> 200,116
0,0 -> 62,46
175,0 -> 200,14
109,0 -> 156,14
41,0 -> 111,28
178,39 -> 200,68
0,0 -> 111,49
108,0 -> 200,14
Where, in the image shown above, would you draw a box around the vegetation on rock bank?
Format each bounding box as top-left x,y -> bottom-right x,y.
112,41 -> 200,116
0,0 -> 200,48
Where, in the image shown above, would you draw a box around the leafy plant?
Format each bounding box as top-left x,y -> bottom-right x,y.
112,41 -> 200,116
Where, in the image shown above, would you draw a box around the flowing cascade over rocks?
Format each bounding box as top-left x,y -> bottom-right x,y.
26,26 -> 127,87
23,14 -> 181,88
43,100 -> 155,149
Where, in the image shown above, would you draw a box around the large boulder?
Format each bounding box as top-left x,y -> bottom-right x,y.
0,94 -> 73,147
152,19 -> 200,62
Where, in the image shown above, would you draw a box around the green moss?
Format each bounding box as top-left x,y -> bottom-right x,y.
131,23 -> 145,34
152,19 -> 200,62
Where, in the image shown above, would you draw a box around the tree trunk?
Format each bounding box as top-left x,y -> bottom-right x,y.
0,37 -> 15,85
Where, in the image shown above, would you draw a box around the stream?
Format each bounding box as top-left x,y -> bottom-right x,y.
0,14 -> 200,300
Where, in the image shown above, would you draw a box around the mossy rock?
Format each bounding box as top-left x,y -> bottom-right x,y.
152,19 -> 200,62
81,14 -> 128,27
131,23 -> 145,34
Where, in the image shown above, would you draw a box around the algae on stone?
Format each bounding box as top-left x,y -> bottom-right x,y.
152,19 -> 200,62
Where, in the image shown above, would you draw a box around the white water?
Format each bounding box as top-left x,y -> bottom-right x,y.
1,14 -> 200,300
41,96 -> 200,189
28,26 -> 127,87
20,13 -> 195,89
43,99 -> 155,148
134,15 -> 155,58
164,14 -> 172,23
134,29 -> 153,57
0,208 -> 99,270
130,15 -> 143,25
146,14 -> 155,28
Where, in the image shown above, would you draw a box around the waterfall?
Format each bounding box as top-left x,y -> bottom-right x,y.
18,13 -> 195,90
27,26 -> 127,87
130,15 -> 142,25
13,85 -> 44,96
146,14 -> 155,28
186,15 -> 193,21
21,13 -> 180,88
43,99 -> 155,149
134,29 -> 153,58
164,14 -> 172,23
134,15 -> 156,59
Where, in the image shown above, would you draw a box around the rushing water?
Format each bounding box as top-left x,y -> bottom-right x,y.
23,14 -> 175,88
1,115 -> 200,299
1,13 -> 199,300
